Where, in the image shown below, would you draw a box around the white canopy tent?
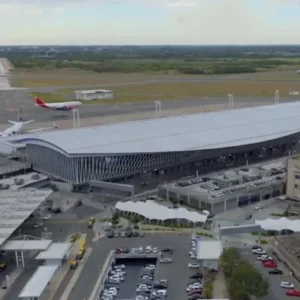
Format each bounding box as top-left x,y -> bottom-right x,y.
116,200 -> 207,223
255,218 -> 300,232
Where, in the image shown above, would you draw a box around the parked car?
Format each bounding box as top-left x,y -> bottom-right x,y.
188,263 -> 200,269
139,231 -> 145,237
263,261 -> 277,268
252,248 -> 266,255
159,258 -> 172,264
286,289 -> 300,297
269,269 -> 282,275
107,231 -> 114,238
161,247 -> 173,253
281,281 -> 294,289
190,273 -> 203,279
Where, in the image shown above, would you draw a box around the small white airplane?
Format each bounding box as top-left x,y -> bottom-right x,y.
0,110 -> 57,137
35,97 -> 82,110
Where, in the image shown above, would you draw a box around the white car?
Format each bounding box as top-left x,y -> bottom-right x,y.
109,275 -> 124,281
136,286 -> 151,292
141,275 -> 153,280
252,248 -> 266,255
159,258 -> 172,263
188,263 -> 200,269
114,264 -> 126,269
255,204 -> 262,210
103,290 -> 117,297
110,270 -> 126,276
145,246 -> 153,253
43,214 -> 52,220
145,264 -> 156,270
152,247 -> 159,253
32,223 -> 43,229
257,255 -> 272,261
186,283 -> 203,292
108,278 -> 121,284
152,290 -> 167,296
280,281 -> 294,289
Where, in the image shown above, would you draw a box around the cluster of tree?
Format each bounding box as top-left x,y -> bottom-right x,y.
220,248 -> 269,300
3,45 -> 300,59
9,56 -> 297,75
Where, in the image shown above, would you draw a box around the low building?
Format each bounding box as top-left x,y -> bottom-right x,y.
35,242 -> 72,267
74,89 -> 113,101
286,156 -> 300,200
159,159 -> 286,214
197,240 -> 223,271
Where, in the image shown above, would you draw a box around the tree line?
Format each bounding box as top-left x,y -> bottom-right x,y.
220,248 -> 269,300
8,54 -> 297,75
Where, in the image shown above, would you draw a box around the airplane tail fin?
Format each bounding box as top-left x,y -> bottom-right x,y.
8,120 -> 34,125
35,96 -> 47,107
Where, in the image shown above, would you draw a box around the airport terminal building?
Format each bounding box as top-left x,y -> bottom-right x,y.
21,102 -> 300,187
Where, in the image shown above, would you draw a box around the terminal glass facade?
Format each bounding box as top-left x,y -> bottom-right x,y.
26,133 -> 298,185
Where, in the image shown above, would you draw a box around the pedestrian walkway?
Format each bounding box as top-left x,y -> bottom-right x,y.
224,242 -> 256,249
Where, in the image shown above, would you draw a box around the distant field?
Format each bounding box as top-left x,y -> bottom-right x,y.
11,68 -> 300,88
10,68 -> 300,104
29,80 -> 300,104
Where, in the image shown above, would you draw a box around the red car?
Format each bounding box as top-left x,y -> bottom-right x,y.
286,289 -> 300,297
263,261 -> 277,268
188,289 -> 202,296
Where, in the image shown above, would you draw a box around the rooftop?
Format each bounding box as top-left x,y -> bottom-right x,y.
0,172 -> 49,190
18,265 -> 58,298
164,159 -> 286,204
35,242 -> 72,260
197,240 -> 223,260
23,102 -> 300,155
2,238 -> 52,251
0,188 -> 52,246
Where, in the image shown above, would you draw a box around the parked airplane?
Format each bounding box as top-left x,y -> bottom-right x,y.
35,97 -> 82,110
0,110 -> 57,137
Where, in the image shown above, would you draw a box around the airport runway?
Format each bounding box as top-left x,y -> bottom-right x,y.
0,96 -> 297,126
28,77 -> 300,94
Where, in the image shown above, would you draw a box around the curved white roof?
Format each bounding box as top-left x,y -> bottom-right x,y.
115,200 -> 207,223
25,102 -> 300,155
255,218 -> 300,232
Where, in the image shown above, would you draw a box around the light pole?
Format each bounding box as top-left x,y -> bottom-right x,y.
228,94 -> 234,109
72,108 -> 80,128
154,101 -> 162,118
275,90 -> 279,104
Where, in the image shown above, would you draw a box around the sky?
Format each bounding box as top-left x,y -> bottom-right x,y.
1,0 -> 300,45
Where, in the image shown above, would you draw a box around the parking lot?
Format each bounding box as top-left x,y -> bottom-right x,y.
241,247 -> 298,300
68,232 -> 203,300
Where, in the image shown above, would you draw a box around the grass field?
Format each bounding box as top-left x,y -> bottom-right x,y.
28,80 -> 300,104
11,68 -> 300,103
11,68 -> 300,88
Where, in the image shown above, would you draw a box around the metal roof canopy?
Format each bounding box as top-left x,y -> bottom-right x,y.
35,242 -> 72,260
0,189 -> 52,247
2,235 -> 52,251
18,265 -> 58,298
24,102 -> 300,154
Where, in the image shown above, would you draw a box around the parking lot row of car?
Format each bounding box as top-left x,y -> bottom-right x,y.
101,245 -> 176,300
186,237 -> 202,300
108,230 -> 145,238
252,245 -> 300,297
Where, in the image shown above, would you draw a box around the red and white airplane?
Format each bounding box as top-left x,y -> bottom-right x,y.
35,97 -> 82,111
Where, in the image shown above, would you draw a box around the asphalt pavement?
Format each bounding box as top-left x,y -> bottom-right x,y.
241,248 -> 297,300
0,94 -> 296,126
